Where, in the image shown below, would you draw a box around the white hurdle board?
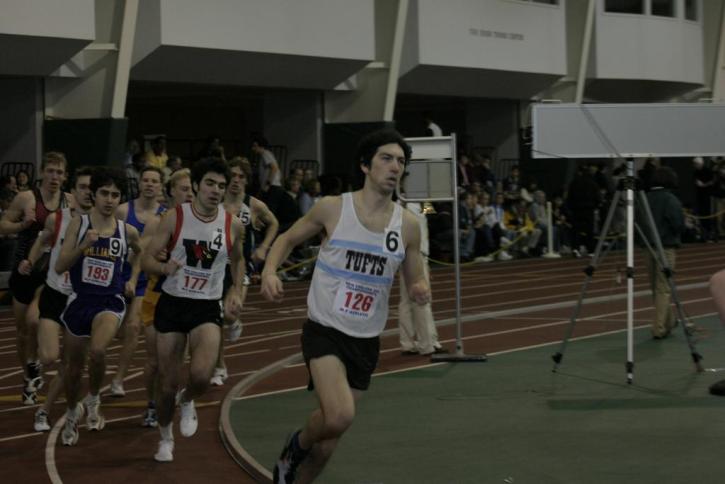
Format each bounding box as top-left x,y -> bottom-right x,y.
533,103 -> 725,159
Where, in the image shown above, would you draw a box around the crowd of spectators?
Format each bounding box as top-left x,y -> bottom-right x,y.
1,133 -> 721,274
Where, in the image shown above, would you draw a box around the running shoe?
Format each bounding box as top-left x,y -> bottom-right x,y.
210,367 -> 228,386
179,393 -> 197,437
154,438 -> 174,462
273,430 -> 309,484
142,405 -> 158,428
34,408 -> 50,432
61,404 -> 84,446
84,394 -> 105,431
110,379 -> 126,397
227,319 -> 243,342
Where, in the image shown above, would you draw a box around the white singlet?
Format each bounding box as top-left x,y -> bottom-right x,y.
46,207 -> 73,295
307,192 -> 405,338
162,202 -> 232,300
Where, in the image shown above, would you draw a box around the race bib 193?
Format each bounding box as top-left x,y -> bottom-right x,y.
81,258 -> 114,287
333,280 -> 380,320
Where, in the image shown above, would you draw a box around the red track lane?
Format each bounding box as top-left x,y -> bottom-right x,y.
0,243 -> 723,483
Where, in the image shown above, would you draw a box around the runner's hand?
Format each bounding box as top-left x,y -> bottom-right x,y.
225,291 -> 243,319
409,279 -> 431,306
80,229 -> 99,249
163,259 -> 182,276
260,272 -> 284,302
124,280 -> 136,298
18,259 -> 32,275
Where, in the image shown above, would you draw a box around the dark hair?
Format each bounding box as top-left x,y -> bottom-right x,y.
652,166 -> 678,190
251,135 -> 269,149
191,157 -> 230,188
140,165 -> 164,180
90,167 -> 127,196
70,166 -> 94,191
357,129 -> 412,168
152,135 -> 166,145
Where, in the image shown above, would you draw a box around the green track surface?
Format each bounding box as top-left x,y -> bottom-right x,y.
230,316 -> 725,484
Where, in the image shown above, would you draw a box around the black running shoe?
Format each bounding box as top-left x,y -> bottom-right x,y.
273,431 -> 309,484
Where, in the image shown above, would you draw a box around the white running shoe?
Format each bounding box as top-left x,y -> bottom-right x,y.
110,379 -> 125,397
474,255 -> 494,263
498,251 -> 513,261
227,319 -> 243,342
34,409 -> 50,432
154,439 -> 174,462
84,395 -> 105,431
210,367 -> 228,386
179,398 -> 198,437
61,404 -> 84,446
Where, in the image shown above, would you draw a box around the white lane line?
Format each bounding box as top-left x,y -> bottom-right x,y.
0,369 -> 23,381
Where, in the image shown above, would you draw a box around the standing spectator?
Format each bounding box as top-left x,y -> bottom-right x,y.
125,152 -> 144,201
713,163 -> 725,238
252,136 -> 281,192
163,155 -> 183,182
502,165 -> 522,203
472,192 -> 496,261
298,179 -> 321,216
144,136 -> 168,170
123,139 -> 141,168
459,191 -> 477,260
457,153 -> 474,189
692,156 -> 714,241
567,165 -> 601,255
637,157 -> 660,192
639,167 -> 685,339
529,190 -> 555,252
399,198 -> 445,355
553,195 -> 573,255
16,170 -> 31,192
423,112 -> 442,136
491,192 -> 514,260
472,154 -> 496,196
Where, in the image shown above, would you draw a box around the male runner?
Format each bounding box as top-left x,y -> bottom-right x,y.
0,152 -> 70,403
55,168 -> 142,446
139,168 -> 194,427
19,167 -> 93,431
260,129 -> 431,483
212,157 -> 278,386
142,158 -> 245,462
111,165 -> 165,396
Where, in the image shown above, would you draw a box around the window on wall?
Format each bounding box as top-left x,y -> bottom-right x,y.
651,0 -> 675,17
685,0 -> 698,20
604,0 -> 644,14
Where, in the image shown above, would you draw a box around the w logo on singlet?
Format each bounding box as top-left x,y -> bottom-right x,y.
182,239 -> 219,269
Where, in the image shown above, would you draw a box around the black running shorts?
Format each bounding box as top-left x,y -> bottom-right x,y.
301,319 -> 380,391
38,285 -> 69,322
9,269 -> 45,305
153,291 -> 223,334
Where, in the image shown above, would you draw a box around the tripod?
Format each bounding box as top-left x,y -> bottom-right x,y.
551,160 -> 703,383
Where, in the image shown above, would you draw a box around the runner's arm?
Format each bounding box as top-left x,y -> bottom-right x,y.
55,216 -> 86,274
0,191 -> 33,235
141,209 -> 176,277
251,198 -> 279,257
400,210 -> 431,305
